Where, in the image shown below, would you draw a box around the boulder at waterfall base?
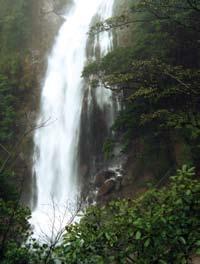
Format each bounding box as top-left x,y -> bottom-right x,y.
94,170 -> 116,187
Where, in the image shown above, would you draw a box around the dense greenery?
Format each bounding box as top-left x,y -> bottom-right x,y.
0,0 -> 199,263
1,166 -> 198,264
57,166 -> 200,263
72,3 -> 200,261
0,1 -> 36,263
83,0 -> 200,176
0,0 -> 31,54
0,199 -> 31,263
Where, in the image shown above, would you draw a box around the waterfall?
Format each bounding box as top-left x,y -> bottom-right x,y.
31,0 -> 115,239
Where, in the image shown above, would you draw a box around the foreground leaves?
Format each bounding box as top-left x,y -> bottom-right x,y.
57,166 -> 200,263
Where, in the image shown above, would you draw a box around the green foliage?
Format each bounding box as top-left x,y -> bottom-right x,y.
86,57 -> 200,160
57,166 -> 200,263
90,0 -> 200,65
0,73 -> 16,143
0,199 -> 32,263
103,138 -> 115,160
0,53 -> 35,201
0,199 -> 54,264
84,0 -> 200,170
0,0 -> 31,55
0,54 -> 34,144
0,1 -> 36,262
83,48 -> 136,77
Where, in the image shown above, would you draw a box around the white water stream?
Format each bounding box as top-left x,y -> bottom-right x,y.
31,0 -> 115,240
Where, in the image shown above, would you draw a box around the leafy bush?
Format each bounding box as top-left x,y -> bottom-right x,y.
0,0 -> 31,54
0,199 -> 31,263
57,166 -> 200,263
84,0 -> 200,172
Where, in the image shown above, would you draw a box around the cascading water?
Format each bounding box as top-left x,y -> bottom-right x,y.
31,0 -> 115,239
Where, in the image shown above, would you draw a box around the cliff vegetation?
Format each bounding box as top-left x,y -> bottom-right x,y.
0,0 -> 199,263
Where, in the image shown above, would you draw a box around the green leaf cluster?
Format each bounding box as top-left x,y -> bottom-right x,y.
0,1 -> 37,262
84,0 -> 200,171
0,199 -> 32,263
0,0 -> 31,55
57,166 -> 200,263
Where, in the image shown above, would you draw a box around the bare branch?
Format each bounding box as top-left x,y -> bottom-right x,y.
187,0 -> 200,12
34,196 -> 84,264
164,71 -> 199,95
0,117 -> 52,175
0,143 -> 10,155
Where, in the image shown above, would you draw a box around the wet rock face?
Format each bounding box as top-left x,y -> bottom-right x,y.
97,178 -> 116,197
82,167 -> 124,205
94,170 -> 116,188
33,0 -> 65,53
191,256 -> 200,264
94,168 -> 123,201
77,86 -> 112,193
30,0 -> 73,59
